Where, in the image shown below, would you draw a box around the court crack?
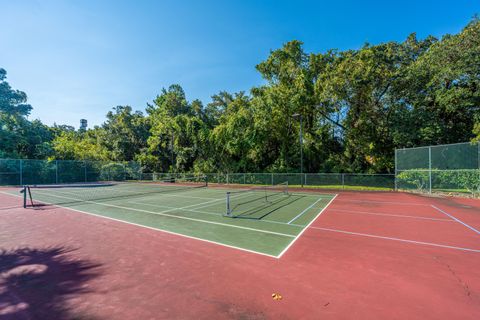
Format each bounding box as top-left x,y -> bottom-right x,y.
434,256 -> 471,298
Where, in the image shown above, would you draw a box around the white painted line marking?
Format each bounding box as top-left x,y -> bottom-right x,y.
277,194 -> 338,258
129,201 -> 222,216
431,205 -> 480,235
335,199 -> 430,206
329,208 -> 453,222
288,197 -> 325,224
310,226 -> 480,253
0,205 -> 21,210
34,190 -> 295,238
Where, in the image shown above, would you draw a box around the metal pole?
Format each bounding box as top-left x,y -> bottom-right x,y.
170,132 -> 174,171
394,149 -> 398,191
226,192 -> 231,216
19,159 -> 23,186
428,147 -> 432,194
300,116 -> 303,187
23,186 -> 27,208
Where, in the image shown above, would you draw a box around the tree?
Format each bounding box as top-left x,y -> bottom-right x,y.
0,68 -> 48,158
101,106 -> 149,161
52,129 -> 110,160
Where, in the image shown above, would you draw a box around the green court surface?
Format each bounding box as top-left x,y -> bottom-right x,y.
14,183 -> 336,258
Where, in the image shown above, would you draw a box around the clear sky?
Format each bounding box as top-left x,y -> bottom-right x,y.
1,0 -> 478,128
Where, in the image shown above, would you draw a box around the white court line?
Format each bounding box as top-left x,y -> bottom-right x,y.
130,201 -> 222,216
431,205 -> 480,235
277,194 -> 338,258
288,197 -> 326,224
34,190 -> 295,238
0,205 -> 21,210
329,208 -> 453,222
151,193 -> 217,200
334,199 -> 430,206
309,226 -> 480,253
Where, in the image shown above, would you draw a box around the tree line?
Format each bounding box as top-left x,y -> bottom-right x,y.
1,18 -> 479,174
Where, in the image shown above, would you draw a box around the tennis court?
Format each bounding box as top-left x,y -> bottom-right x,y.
11,178 -> 336,258
1,181 -> 479,319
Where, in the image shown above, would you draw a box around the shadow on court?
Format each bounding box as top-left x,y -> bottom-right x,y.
0,246 -> 102,320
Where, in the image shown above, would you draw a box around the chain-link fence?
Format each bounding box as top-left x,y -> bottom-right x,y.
197,172 -> 394,190
0,159 -> 147,186
1,159 -> 395,190
395,142 -> 480,196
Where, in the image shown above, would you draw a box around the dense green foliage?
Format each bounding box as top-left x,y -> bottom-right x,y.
1,19 -> 479,174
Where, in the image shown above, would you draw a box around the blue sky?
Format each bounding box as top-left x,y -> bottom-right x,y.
1,0 -> 478,128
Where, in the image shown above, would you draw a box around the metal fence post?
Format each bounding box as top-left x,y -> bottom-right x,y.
227,173 -> 229,185
394,149 -> 398,191
243,173 -> 246,185
428,147 -> 432,194
304,173 -> 307,186
19,159 -> 23,186
342,173 -> 345,189
477,142 -> 480,191
271,173 -> 274,186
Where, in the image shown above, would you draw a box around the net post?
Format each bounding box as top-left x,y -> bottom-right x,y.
225,192 -> 231,216
27,186 -> 33,207
204,175 -> 208,187
23,186 -> 27,208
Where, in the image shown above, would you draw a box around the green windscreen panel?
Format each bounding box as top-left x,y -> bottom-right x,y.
396,142 -> 480,194
430,143 -> 479,170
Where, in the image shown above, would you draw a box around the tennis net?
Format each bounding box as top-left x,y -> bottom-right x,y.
22,176 -> 207,208
224,182 -> 290,219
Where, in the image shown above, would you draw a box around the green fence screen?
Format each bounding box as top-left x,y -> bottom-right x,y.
395,142 -> 480,196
